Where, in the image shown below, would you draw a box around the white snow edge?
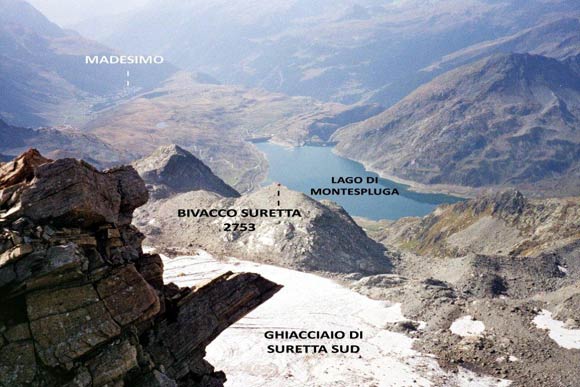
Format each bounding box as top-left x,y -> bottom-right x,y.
450,315 -> 486,337
533,310 -> 580,349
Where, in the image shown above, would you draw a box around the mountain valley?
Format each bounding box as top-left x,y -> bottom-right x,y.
78,0 -> 580,105
83,71 -> 381,192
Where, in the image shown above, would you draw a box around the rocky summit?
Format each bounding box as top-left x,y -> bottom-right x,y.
0,149 -> 281,386
135,183 -> 392,275
133,144 -> 240,199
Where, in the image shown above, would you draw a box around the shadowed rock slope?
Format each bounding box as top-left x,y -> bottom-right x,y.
333,53 -> 580,197
133,144 -> 240,199
0,150 -> 280,386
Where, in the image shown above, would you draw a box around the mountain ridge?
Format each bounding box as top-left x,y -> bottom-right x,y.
332,52 -> 580,197
423,16 -> 580,73
0,119 -> 129,169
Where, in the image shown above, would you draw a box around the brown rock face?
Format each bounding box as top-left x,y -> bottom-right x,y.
0,150 -> 281,386
0,149 -> 51,190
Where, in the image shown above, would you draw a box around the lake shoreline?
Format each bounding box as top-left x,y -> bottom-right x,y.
330,147 -> 481,200
253,141 -> 462,220
251,139 -> 477,199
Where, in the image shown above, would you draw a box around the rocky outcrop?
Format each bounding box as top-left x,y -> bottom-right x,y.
0,150 -> 281,386
374,190 -> 580,259
352,191 -> 580,387
133,145 -> 240,199
135,184 -> 392,275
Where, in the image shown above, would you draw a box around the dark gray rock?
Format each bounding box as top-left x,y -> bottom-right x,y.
134,145 -> 240,199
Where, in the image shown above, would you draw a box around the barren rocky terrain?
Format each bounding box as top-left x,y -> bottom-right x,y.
2,1 -> 580,385
354,191 -> 580,386
132,145 -> 391,275
129,144 -> 580,386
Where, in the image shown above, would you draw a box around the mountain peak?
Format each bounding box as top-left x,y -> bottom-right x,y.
133,144 -> 240,199
135,183 -> 392,275
149,144 -> 190,159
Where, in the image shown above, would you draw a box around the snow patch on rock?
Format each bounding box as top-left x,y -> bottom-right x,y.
533,310 -> 580,349
557,265 -> 568,274
450,316 -> 486,337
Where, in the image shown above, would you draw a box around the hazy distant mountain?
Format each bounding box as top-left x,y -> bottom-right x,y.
332,53 -> 580,197
27,0 -> 150,26
424,17 -> 580,73
81,0 -> 580,104
368,15 -> 580,107
0,119 -> 128,168
0,0 -> 176,127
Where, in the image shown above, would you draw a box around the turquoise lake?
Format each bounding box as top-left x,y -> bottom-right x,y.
256,142 -> 462,220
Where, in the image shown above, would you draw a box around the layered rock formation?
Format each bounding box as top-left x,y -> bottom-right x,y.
133,145 -> 240,199
0,150 -> 281,386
